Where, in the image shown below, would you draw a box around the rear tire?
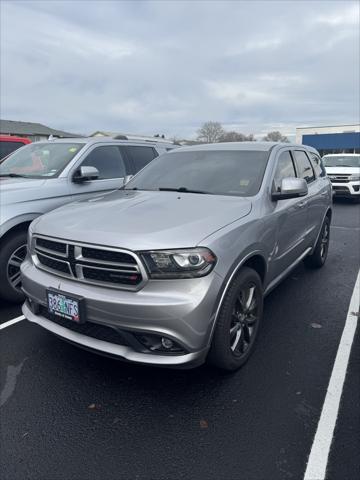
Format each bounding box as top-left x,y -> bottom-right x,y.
208,267 -> 263,372
304,216 -> 330,269
0,230 -> 27,303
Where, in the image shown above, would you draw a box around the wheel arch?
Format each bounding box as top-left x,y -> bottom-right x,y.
208,251 -> 267,346
0,213 -> 42,243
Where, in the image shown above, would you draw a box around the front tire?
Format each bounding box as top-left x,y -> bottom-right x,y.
304,216 -> 330,269
208,267 -> 263,371
0,230 -> 28,303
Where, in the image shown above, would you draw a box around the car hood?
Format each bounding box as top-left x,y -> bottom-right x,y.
34,190 -> 252,250
0,177 -> 47,204
325,166 -> 359,175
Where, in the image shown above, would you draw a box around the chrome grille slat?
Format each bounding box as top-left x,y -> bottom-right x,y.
328,174 -> 351,183
33,236 -> 146,290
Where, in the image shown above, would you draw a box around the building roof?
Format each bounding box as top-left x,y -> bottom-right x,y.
296,124 -> 360,130
0,119 -> 80,138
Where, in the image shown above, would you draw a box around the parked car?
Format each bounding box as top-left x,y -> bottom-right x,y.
0,136 -> 175,302
21,142 -> 332,371
0,135 -> 31,160
322,153 -> 360,199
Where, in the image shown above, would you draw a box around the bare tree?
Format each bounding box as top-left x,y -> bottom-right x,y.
262,131 -> 289,142
218,131 -> 256,142
197,122 -> 225,143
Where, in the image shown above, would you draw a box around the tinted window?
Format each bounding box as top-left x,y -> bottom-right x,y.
0,142 -> 24,160
126,146 -> 157,173
82,146 -> 126,179
273,151 -> 296,191
0,143 -> 84,178
322,155 -> 360,168
125,150 -> 269,197
309,152 -> 326,177
294,151 -> 315,183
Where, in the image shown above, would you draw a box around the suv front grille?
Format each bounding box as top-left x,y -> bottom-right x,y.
81,247 -> 136,265
33,236 -> 145,290
37,252 -> 71,275
328,174 -> 351,183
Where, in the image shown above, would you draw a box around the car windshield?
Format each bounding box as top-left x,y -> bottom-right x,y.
322,155 -> 360,168
125,149 -> 270,197
0,142 -> 84,178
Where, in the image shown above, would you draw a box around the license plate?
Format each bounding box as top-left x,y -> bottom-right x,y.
47,289 -> 85,324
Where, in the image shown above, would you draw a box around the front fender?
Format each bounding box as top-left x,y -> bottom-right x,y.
0,213 -> 42,239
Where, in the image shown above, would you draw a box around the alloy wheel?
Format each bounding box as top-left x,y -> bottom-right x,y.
320,222 -> 329,259
7,244 -> 27,291
230,283 -> 259,357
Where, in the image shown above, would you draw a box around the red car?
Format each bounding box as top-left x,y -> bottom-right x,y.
0,135 -> 32,160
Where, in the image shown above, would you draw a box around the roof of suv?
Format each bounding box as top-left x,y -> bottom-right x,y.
38,137 -> 176,147
169,142 -> 318,153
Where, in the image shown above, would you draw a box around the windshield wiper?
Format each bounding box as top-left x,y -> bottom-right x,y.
158,187 -> 210,194
0,173 -> 30,178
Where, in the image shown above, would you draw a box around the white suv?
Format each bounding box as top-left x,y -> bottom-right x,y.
322,154 -> 360,199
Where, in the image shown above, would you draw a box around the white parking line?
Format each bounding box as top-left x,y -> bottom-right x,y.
0,315 -> 25,330
304,269 -> 360,480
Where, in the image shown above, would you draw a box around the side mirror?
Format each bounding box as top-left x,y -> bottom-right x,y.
272,177 -> 308,201
73,166 -> 99,182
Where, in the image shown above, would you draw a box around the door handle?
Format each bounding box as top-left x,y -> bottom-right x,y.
321,192 -> 327,196
297,200 -> 307,208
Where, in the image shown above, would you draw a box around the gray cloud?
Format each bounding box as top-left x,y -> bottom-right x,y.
1,0 -> 359,139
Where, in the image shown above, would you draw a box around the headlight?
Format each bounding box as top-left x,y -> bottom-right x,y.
140,248 -> 217,279
349,175 -> 360,181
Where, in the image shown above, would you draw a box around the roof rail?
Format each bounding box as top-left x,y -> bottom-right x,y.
113,134 -> 128,140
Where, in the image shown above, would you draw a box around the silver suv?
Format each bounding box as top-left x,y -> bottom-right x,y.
0,137 -> 175,302
21,142 -> 332,371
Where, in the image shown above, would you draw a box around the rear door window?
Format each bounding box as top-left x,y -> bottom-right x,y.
81,146 -> 126,179
273,151 -> 297,191
293,150 -> 315,183
125,146 -> 158,173
309,152 -> 326,177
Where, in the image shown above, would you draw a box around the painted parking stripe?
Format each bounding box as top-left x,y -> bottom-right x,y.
0,315 -> 25,330
304,269 -> 360,480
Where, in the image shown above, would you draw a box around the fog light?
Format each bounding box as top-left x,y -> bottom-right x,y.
135,333 -> 185,354
161,337 -> 174,349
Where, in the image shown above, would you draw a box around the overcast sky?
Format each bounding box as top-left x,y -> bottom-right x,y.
1,0 -> 359,139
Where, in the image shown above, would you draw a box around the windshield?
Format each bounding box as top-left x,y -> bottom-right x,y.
0,142 -> 84,178
125,149 -> 269,197
322,155 -> 360,168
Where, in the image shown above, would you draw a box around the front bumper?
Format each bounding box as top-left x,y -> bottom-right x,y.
21,257 -> 223,367
331,181 -> 360,197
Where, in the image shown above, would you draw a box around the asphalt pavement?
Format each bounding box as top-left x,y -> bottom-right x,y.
0,199 -> 359,480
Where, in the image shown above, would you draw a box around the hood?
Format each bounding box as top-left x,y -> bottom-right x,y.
325,166 -> 360,175
0,177 -> 47,205
34,190 -> 252,250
